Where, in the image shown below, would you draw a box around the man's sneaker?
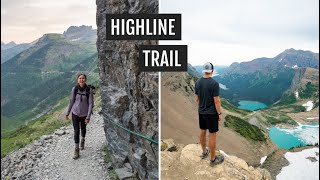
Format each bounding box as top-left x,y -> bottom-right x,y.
210,156 -> 224,167
200,147 -> 210,159
73,148 -> 80,159
80,139 -> 85,150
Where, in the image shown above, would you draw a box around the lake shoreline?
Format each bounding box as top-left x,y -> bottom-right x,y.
269,123 -> 319,149
238,100 -> 268,111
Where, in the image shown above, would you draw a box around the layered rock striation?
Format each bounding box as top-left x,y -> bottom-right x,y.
96,0 -> 159,179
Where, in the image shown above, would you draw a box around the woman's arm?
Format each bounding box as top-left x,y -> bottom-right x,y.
86,88 -> 94,120
66,87 -> 75,116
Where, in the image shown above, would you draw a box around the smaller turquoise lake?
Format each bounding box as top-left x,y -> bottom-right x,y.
238,100 -> 268,111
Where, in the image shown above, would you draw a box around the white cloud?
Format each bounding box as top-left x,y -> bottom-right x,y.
1,9 -> 7,15
160,0 -> 319,65
1,0 -> 96,43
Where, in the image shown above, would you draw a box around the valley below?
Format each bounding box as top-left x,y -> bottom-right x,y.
161,59 -> 319,179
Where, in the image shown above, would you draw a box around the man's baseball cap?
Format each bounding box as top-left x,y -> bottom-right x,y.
202,62 -> 214,73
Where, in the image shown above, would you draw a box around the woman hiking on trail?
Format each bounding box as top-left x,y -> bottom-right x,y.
65,73 -> 93,159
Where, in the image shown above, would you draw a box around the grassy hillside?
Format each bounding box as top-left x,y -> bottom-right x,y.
224,115 -> 266,142
1,70 -> 99,132
221,99 -> 250,116
298,82 -> 319,99
1,97 -> 70,158
1,87 -> 101,158
262,111 -> 297,125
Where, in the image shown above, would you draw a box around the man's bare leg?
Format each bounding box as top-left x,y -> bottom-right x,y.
209,132 -> 217,160
200,129 -> 207,153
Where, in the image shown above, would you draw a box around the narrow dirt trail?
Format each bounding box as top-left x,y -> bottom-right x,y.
1,112 -> 109,180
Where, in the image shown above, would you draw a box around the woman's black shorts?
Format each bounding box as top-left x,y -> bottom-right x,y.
199,113 -> 219,133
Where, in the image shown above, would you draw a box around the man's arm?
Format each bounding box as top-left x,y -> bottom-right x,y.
213,96 -> 222,120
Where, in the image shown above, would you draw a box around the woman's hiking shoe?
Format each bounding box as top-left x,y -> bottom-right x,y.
200,147 -> 210,159
80,139 -> 85,150
210,156 -> 224,167
73,148 -> 80,159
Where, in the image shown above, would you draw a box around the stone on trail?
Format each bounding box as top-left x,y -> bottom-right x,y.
54,130 -> 65,135
115,168 -> 134,180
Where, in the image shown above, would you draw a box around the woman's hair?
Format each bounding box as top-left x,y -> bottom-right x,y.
77,73 -> 87,79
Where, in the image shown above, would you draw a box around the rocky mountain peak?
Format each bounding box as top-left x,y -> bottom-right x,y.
34,33 -> 65,46
282,48 -> 311,54
1,41 -> 17,50
222,49 -> 319,76
63,25 -> 96,43
275,48 -> 319,69
64,25 -> 93,32
229,62 -> 240,67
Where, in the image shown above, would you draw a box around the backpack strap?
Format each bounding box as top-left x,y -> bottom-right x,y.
73,86 -> 79,103
73,85 -> 89,102
74,85 -> 92,108
85,86 -> 91,101
86,86 -> 93,115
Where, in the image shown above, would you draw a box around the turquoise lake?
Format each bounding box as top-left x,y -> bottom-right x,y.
238,100 -> 268,111
269,124 -> 319,149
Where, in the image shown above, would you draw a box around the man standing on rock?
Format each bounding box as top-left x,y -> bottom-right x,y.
195,62 -> 224,166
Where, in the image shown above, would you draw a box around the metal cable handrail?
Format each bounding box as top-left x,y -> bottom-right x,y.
107,118 -> 159,145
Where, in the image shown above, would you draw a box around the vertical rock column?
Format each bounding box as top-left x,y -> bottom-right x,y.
96,0 -> 159,179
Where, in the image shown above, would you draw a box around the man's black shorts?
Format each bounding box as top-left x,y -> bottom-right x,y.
199,113 -> 219,133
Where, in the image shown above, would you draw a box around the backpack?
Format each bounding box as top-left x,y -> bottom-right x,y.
73,85 -> 95,114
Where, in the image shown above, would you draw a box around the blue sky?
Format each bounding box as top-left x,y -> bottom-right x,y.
160,0 -> 319,65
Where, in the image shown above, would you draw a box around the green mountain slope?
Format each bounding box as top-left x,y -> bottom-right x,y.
217,67 -> 295,105
1,27 -> 98,133
1,43 -> 32,64
215,49 -> 319,105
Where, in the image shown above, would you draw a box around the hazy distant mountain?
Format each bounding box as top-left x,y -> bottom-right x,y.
187,63 -> 201,79
193,65 -> 228,76
1,43 -> 32,64
1,26 -> 98,132
1,25 -> 97,65
1,41 -> 17,50
215,49 -> 319,105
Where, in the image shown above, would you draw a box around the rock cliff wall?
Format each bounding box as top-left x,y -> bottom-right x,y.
96,0 -> 159,179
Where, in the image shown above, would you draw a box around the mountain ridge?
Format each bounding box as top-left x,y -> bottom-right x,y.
1,41 -> 17,50
225,48 -> 319,75
215,48 -> 319,105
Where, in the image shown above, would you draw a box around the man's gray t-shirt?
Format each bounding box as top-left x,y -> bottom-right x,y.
195,77 -> 220,114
